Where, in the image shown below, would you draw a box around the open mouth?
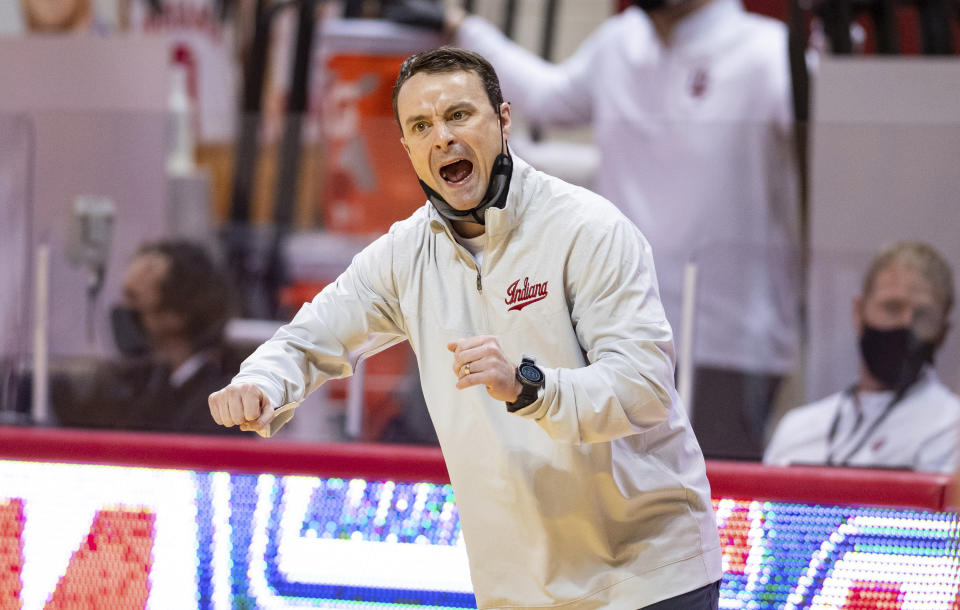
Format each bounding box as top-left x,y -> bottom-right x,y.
439,159 -> 473,185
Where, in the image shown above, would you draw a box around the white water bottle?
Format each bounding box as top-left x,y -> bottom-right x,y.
166,63 -> 196,176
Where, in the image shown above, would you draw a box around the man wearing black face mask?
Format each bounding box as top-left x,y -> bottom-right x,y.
765,241 -> 960,473
53,240 -> 245,434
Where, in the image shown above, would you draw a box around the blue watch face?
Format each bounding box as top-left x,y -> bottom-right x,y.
519,363 -> 543,384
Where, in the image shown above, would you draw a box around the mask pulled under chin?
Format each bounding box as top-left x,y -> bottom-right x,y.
110,305 -> 150,356
858,324 -> 935,392
419,151 -> 512,225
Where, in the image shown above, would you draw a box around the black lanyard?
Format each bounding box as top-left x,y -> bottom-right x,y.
825,380 -> 916,467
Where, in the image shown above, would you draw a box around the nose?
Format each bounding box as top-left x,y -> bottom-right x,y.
433,122 -> 455,151
895,307 -> 915,328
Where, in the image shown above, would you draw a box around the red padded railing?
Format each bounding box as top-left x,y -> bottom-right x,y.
0,425 -> 953,511
0,425 -> 450,482
706,460 -> 952,512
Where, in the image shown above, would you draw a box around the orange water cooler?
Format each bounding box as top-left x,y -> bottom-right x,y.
286,20 -> 439,441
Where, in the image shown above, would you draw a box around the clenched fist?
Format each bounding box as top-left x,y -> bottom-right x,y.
447,336 -> 522,403
208,383 -> 275,433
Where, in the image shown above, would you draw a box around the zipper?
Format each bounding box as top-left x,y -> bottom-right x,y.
439,219 -> 486,302
476,263 -> 489,332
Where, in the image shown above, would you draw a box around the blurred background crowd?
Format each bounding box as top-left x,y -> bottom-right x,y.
0,0 -> 958,477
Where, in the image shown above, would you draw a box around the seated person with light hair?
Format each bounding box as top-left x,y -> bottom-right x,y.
765,241 -> 959,473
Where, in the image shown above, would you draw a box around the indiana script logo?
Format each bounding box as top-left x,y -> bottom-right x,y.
505,276 -> 548,311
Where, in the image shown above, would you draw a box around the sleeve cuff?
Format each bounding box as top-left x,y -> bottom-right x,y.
507,367 -> 557,420
456,14 -> 505,48
229,375 -> 300,439
230,374 -> 286,413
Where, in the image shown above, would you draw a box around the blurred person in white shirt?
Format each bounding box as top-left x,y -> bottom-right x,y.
419,0 -> 801,461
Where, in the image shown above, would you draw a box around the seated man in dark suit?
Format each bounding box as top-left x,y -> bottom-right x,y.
54,240 -> 248,434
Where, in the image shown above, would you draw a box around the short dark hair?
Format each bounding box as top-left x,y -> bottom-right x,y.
136,240 -> 233,350
392,46 -> 504,126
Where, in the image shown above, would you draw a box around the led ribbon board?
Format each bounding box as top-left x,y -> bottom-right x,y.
1,459 -> 959,609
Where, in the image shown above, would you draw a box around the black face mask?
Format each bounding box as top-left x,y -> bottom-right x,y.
634,0 -> 667,11
859,324 -> 936,392
419,152 -> 512,225
110,305 -> 150,356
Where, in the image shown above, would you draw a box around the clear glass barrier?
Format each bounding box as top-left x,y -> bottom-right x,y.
0,114 -> 32,423
4,34 -> 958,460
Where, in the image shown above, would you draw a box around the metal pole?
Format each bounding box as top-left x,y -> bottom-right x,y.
541,0 -> 559,61
919,0 -> 954,54
503,0 -> 518,39
262,0 -> 320,317
228,0 -> 273,227
31,244 -> 49,426
820,0 -> 854,53
788,0 -> 810,363
272,0 -> 317,231
531,0 -> 560,142
677,262 -> 698,415
874,0 -> 900,53
346,358 -> 366,439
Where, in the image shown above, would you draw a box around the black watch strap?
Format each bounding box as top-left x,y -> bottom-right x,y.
506,355 -> 544,413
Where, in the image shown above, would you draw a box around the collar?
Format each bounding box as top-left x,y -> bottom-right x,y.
627,0 -> 744,58
672,0 -> 743,52
170,350 -> 212,388
828,366 -> 935,465
853,365 -> 937,402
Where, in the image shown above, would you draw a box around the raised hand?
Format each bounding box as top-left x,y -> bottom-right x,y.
208,382 -> 275,433
447,335 -> 522,403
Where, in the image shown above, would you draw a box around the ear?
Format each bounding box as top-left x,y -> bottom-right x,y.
934,319 -> 951,351
499,102 -> 512,138
852,295 -> 864,335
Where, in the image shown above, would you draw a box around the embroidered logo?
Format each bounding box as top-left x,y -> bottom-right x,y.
505,277 -> 548,312
690,67 -> 709,98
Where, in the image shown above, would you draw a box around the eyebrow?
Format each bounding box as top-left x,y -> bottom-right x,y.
445,101 -> 476,114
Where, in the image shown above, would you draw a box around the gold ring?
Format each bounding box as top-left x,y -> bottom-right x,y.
463,363 -> 471,376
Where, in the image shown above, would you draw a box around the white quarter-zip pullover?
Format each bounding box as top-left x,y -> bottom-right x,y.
234,156 -> 722,608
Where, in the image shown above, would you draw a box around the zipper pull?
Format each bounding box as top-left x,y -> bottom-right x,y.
476,271 -> 482,293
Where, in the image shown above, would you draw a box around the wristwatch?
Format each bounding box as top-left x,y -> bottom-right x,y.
506,355 -> 544,413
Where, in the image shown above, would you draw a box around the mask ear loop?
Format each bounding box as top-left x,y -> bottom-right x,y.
467,105 -> 512,224
498,103 -> 506,155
